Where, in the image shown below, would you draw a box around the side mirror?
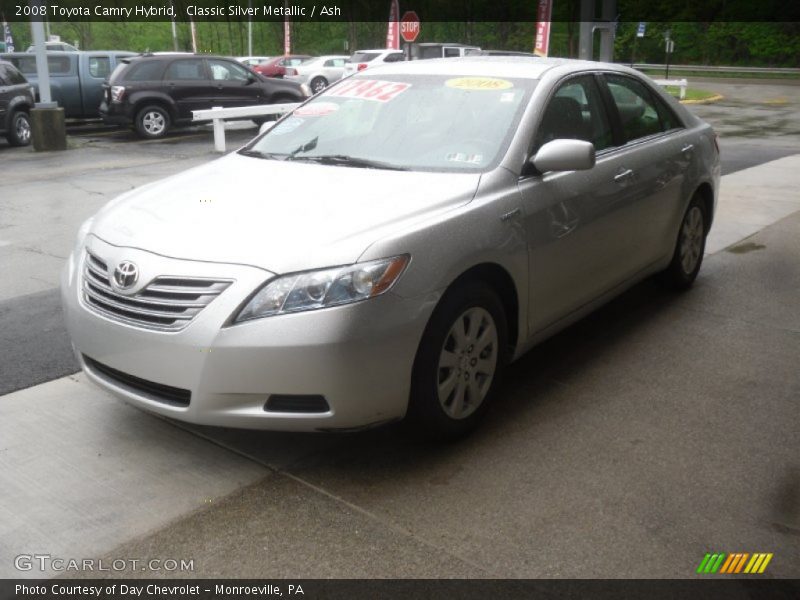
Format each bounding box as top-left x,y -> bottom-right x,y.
259,120 -> 277,135
531,139 -> 595,173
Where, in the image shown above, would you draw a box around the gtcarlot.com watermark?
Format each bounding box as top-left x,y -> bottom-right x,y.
14,553 -> 195,573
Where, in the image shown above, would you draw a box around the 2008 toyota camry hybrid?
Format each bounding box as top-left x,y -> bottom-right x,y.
62,57 -> 720,438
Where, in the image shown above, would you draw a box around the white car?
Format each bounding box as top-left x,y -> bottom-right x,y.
285,55 -> 350,94
345,49 -> 406,74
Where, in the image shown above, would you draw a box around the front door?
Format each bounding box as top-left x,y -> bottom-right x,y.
206,58 -> 263,108
518,74 -> 654,335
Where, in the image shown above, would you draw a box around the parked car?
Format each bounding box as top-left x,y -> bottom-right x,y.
26,41 -> 79,52
479,50 -> 537,57
1,50 -> 136,118
345,49 -> 405,75
410,43 -> 482,59
252,55 -> 312,78
99,53 -> 310,139
0,59 -> 34,146
62,57 -> 719,439
237,56 -> 272,68
285,55 -> 349,94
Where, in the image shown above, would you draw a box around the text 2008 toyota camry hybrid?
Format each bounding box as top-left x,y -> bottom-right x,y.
62,57 -> 720,438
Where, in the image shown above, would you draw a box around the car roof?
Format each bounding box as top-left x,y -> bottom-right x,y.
369,56 -> 624,80
353,49 -> 400,54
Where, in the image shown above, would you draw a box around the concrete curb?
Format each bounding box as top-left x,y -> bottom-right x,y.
681,93 -> 725,105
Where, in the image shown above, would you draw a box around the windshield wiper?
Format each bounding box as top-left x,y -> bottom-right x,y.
285,154 -> 409,171
238,149 -> 287,160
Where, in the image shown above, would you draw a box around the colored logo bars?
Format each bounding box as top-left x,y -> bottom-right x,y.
697,552 -> 773,574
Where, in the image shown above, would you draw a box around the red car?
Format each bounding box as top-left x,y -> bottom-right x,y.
253,55 -> 312,78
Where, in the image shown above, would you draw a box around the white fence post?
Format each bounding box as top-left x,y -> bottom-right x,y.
192,103 -> 301,153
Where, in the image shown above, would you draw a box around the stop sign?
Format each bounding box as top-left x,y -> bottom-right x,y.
400,11 -> 420,43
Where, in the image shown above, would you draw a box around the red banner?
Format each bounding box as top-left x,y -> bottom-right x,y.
533,0 -> 552,57
386,0 -> 400,50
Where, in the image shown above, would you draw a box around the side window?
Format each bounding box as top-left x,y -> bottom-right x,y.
443,48 -> 460,57
208,59 -> 249,82
605,74 -> 665,142
323,59 -> 335,67
0,65 -> 9,86
124,61 -> 164,81
47,56 -> 73,75
88,56 -> 110,79
535,75 -> 613,152
384,53 -> 405,63
5,65 -> 27,85
165,59 -> 206,81
653,93 -> 683,131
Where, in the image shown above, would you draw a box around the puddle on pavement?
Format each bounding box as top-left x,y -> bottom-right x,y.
726,242 -> 767,254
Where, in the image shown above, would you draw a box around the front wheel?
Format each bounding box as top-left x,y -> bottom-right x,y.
134,105 -> 170,139
7,111 -> 32,146
310,76 -> 328,94
660,194 -> 708,290
408,282 -> 508,440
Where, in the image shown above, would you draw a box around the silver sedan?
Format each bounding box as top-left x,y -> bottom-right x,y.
61,57 -> 720,438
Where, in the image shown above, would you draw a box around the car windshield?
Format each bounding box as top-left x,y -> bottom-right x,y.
243,74 -> 535,172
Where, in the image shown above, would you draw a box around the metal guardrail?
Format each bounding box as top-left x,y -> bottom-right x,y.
652,78 -> 688,99
192,103 -> 300,152
632,63 -> 800,75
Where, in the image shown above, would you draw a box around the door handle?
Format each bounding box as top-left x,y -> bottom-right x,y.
614,168 -> 634,183
681,144 -> 695,153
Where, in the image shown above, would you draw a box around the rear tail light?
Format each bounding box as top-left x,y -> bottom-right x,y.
110,85 -> 125,103
357,63 -> 368,71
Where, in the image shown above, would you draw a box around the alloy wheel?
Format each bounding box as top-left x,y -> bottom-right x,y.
142,111 -> 166,136
679,206 -> 704,274
437,307 -> 498,420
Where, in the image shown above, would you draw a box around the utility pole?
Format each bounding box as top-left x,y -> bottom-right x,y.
29,6 -> 66,151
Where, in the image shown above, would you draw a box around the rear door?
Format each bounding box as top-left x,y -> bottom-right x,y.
82,54 -> 112,116
599,73 -> 689,261
163,58 -> 211,118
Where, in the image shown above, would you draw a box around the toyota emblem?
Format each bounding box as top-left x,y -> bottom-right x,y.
113,261 -> 139,289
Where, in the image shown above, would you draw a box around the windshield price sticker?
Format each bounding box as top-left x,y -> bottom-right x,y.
445,77 -> 514,91
295,102 -> 340,117
325,80 -> 411,102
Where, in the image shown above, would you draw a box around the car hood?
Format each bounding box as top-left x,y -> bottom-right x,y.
91,153 -> 481,274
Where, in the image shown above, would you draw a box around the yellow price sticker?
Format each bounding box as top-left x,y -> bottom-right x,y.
445,77 -> 514,91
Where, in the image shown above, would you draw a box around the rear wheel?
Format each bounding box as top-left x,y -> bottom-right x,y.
310,76 -> 328,94
408,282 -> 507,440
134,105 -> 170,139
7,111 -> 31,146
660,194 -> 708,290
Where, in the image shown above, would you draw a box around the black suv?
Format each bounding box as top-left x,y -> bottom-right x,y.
0,59 -> 34,146
100,54 -> 310,139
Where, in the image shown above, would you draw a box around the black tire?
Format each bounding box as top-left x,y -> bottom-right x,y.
7,111 -> 32,147
310,76 -> 328,94
659,193 -> 708,290
408,281 -> 508,440
134,105 -> 170,139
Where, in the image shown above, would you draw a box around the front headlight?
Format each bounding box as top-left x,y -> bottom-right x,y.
74,217 -> 94,254
234,255 -> 409,323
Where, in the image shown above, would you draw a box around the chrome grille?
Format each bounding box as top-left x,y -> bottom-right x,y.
82,251 -> 233,331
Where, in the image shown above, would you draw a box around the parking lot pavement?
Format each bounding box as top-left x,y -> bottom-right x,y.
61,209 -> 800,579
1,97 -> 799,579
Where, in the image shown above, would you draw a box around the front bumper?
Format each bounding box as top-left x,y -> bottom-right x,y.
61,237 -> 431,431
